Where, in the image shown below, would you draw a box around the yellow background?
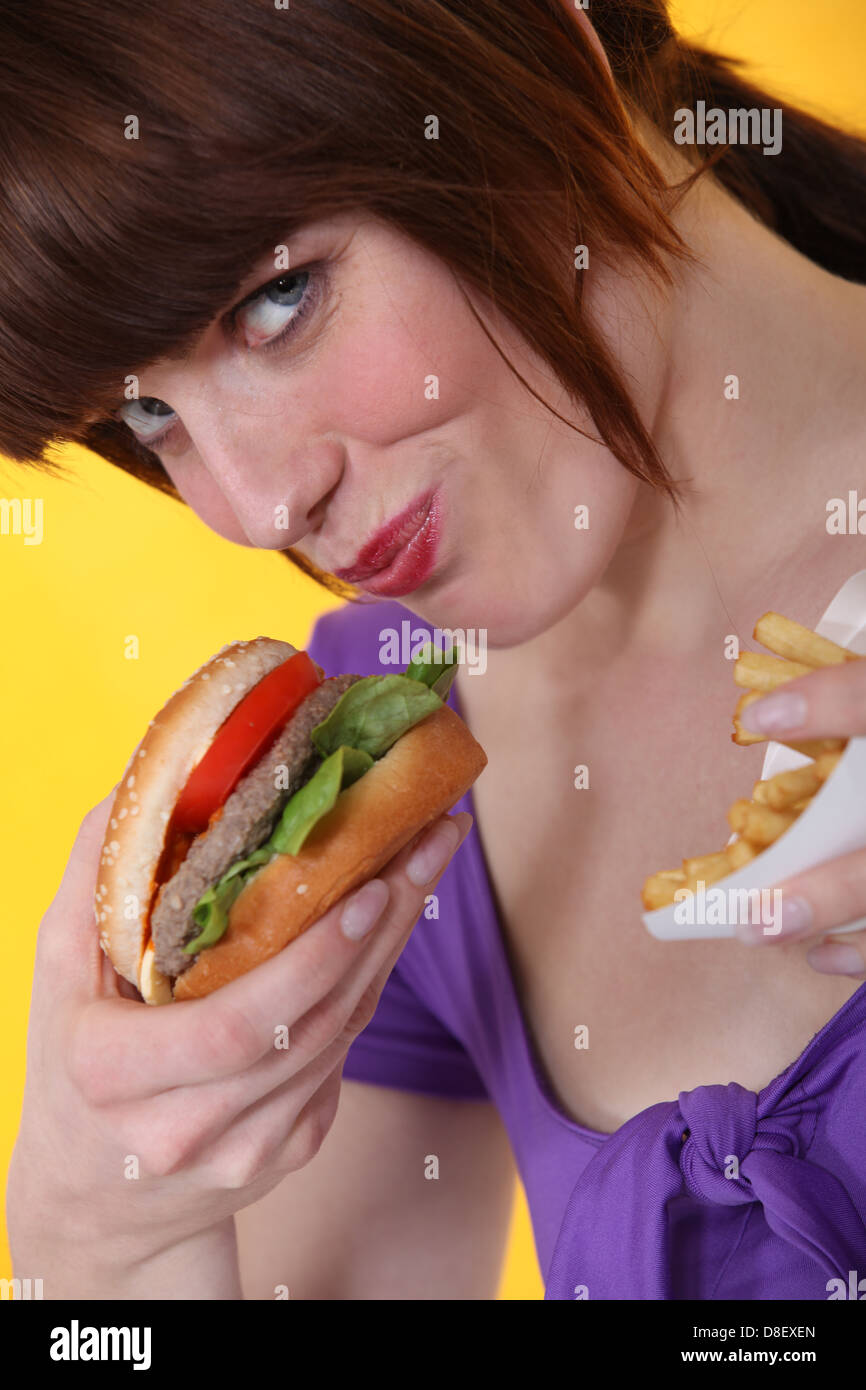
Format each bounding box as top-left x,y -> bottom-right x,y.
1,0 -> 864,1300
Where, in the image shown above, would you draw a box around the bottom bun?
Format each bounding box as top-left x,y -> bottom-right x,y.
171,705 -> 486,1001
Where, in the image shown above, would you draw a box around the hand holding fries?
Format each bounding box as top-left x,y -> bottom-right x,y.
641,611 -> 854,922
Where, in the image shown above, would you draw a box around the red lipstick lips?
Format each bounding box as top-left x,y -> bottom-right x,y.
333,490 -> 441,597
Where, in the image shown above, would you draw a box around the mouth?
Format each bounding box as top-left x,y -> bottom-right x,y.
333,488 -> 442,597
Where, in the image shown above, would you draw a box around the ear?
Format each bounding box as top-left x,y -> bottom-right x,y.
555,0 -> 614,80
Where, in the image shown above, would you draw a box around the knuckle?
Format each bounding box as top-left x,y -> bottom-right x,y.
213,1134 -> 275,1191
289,980 -> 380,1060
216,1103 -> 331,1190
279,1106 -> 329,1174
65,1008 -> 108,1104
196,1001 -> 263,1074
835,680 -> 863,735
284,998 -> 335,1059
830,852 -> 866,926
35,899 -> 80,980
291,942 -> 344,1007
340,981 -> 380,1043
34,919 -> 65,985
138,1127 -> 199,1178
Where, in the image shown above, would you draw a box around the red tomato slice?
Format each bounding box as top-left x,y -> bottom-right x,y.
172,651 -> 321,833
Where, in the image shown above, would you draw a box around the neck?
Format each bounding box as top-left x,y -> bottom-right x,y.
482,173 -> 866,688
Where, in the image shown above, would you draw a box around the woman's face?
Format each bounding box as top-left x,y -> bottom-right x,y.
122,211 -> 667,647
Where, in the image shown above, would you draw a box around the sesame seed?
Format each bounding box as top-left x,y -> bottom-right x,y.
118,807 -> 128,820
296,883 -> 309,894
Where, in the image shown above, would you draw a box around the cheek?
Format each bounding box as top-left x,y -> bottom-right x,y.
436,451 -> 639,645
320,268 -> 492,448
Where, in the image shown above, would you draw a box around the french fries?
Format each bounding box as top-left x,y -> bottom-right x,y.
752,762 -> 823,810
733,652 -> 813,692
726,836 -> 757,869
640,610 -> 856,912
753,612 -> 858,668
731,690 -> 765,745
642,869 -> 687,910
727,798 -> 797,846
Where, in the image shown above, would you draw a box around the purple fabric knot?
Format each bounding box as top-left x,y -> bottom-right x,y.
544,1070 -> 866,1299
678,1082 -> 795,1206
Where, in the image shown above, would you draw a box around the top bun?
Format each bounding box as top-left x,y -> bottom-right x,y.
95,637 -> 301,996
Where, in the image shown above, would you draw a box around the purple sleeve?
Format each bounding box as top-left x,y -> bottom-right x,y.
340,959 -> 490,1099
305,604 -> 491,1101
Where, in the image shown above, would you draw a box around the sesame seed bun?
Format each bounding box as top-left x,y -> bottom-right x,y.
96,637 -> 300,1000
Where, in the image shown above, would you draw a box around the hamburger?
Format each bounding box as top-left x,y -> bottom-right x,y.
95,636 -> 486,1003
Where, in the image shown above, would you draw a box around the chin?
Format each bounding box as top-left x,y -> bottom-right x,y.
409,569 -> 596,650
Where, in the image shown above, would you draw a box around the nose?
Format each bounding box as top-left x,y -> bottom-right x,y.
175,405 -> 345,551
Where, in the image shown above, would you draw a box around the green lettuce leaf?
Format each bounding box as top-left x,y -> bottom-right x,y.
403,641 -> 459,698
310,674 -> 443,760
269,744 -> 373,856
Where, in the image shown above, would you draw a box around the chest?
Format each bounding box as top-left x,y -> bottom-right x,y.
459,671 -> 858,1135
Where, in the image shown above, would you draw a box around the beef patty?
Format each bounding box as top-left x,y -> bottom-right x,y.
152,672 -> 361,978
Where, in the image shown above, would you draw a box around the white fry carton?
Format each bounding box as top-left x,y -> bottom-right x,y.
643,569 -> 866,941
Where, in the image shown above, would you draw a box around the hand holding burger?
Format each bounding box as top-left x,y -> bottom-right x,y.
8,638 -> 482,1299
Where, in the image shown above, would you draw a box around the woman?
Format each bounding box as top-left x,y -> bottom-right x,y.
5,0 -> 866,1300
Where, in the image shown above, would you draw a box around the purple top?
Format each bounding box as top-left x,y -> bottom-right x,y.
307,599 -> 866,1300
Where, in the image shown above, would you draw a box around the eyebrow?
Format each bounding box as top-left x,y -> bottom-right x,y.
81,319 -> 214,424
160,323 -> 211,367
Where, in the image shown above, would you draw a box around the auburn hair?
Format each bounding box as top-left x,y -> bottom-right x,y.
1,0 -> 864,598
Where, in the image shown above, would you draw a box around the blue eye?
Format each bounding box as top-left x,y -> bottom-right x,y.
116,265 -> 322,449
117,395 -> 177,444
237,270 -> 313,347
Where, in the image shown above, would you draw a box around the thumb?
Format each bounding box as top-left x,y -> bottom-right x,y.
35,787 -> 120,998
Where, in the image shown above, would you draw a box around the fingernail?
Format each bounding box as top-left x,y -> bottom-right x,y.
406,819 -> 462,887
806,942 -> 866,977
341,878 -> 390,940
736,892 -> 813,944
740,690 -> 807,734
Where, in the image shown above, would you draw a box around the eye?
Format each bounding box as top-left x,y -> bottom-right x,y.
235,269 -> 314,348
117,395 -> 177,444
115,266 -> 321,448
